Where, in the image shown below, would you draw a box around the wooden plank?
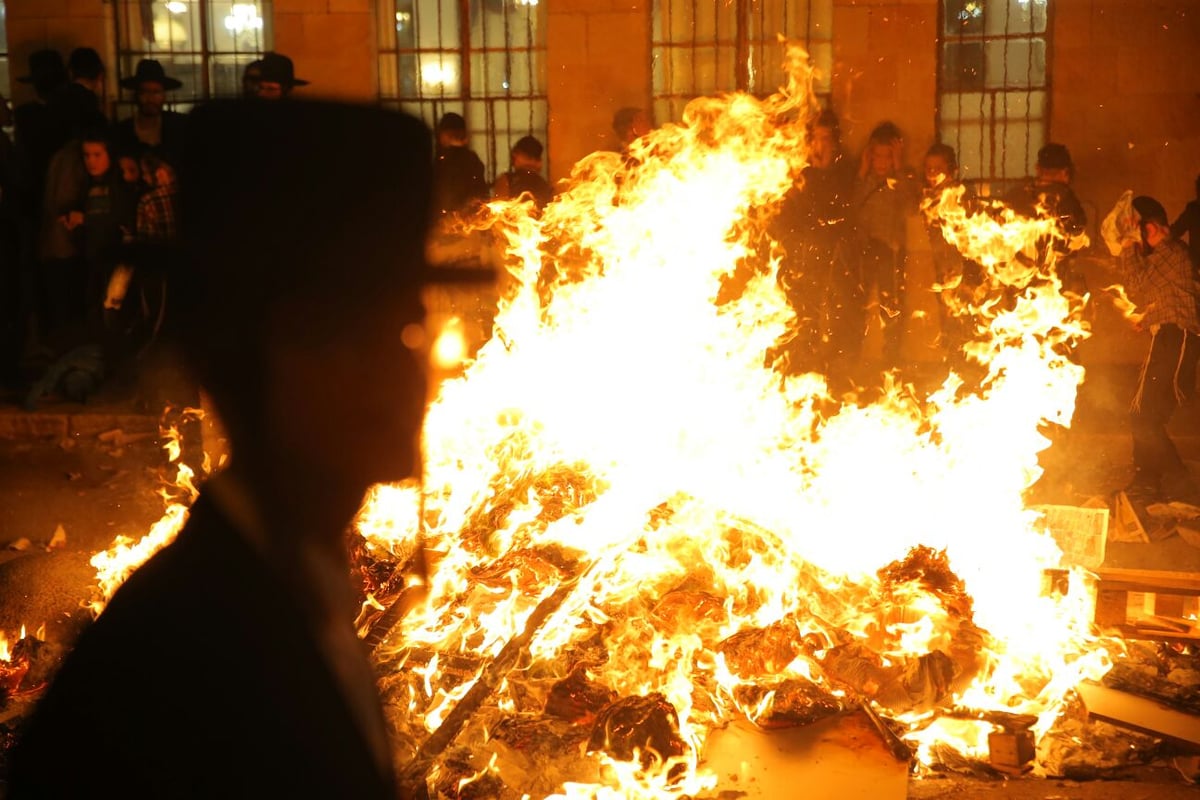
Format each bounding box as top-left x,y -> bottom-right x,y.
1094,589 -> 1129,628
1093,568 -> 1200,595
1077,681 -> 1200,751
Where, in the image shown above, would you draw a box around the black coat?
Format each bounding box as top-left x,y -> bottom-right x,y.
6,494 -> 397,799
114,110 -> 191,167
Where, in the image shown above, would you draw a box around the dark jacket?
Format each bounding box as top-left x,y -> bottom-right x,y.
114,110 -> 191,166
7,494 -> 397,800
494,167 -> 554,210
433,145 -> 488,217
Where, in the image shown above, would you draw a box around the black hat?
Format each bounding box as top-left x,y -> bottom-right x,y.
1036,142 -> 1073,171
177,100 -> 491,359
17,49 -> 68,92
258,52 -> 308,88
67,47 -> 105,80
1132,195 -> 1169,228
120,59 -> 183,91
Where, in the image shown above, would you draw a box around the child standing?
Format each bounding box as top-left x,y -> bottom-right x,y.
79,128 -> 136,321
853,122 -> 919,366
922,142 -> 982,360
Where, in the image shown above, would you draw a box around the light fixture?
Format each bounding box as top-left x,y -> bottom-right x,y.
165,1 -> 187,13
224,3 -> 264,34
421,61 -> 458,91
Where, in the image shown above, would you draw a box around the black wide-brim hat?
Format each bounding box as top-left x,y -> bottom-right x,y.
177,99 -> 491,338
17,49 -> 67,85
120,58 -> 184,91
258,52 -> 310,88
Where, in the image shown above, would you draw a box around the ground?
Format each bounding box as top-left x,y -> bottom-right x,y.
0,358 -> 1198,798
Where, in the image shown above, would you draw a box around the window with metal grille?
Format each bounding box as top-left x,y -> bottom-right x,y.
651,0 -> 832,125
114,1 -> 272,112
378,0 -> 547,185
0,2 -> 10,104
937,0 -> 1049,194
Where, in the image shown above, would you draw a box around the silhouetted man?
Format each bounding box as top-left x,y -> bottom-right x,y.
7,99 -> 491,799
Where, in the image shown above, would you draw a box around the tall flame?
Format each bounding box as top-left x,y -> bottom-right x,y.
88,44 -> 1123,796
353,44 -> 1118,795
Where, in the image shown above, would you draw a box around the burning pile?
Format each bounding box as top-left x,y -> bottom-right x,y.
85,45 -> 1135,798
346,45 -> 1115,797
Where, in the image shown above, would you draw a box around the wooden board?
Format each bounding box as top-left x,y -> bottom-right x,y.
1077,681 -> 1200,751
700,711 -> 909,800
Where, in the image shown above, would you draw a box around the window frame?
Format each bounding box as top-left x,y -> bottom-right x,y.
377,0 -> 549,185
650,0 -> 833,125
935,0 -> 1054,195
112,0 -> 273,113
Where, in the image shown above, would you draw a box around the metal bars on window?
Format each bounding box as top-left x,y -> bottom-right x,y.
114,0 -> 271,114
0,2 -> 10,103
378,0 -> 547,184
650,0 -> 832,125
937,0 -> 1050,194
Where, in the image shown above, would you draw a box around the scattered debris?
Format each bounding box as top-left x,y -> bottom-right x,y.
1077,680 -> 1200,750
1111,491 -> 1150,543
5,538 -> 31,552
47,525 -> 66,552
1032,503 -> 1108,569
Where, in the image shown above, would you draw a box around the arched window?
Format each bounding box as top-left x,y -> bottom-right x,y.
937,0 -> 1050,193
378,0 -> 548,183
651,0 -> 833,124
114,0 -> 272,110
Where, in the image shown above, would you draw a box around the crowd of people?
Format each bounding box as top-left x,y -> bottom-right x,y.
767,108 -> 1200,503
766,110 -> 1104,380
0,48 -> 319,410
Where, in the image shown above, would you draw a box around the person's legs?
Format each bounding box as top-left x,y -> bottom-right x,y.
1129,326 -> 1191,496
826,240 -> 864,371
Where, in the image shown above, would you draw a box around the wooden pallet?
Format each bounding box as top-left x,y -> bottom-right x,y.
1092,568 -> 1200,643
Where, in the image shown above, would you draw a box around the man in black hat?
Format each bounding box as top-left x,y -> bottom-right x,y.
256,51 -> 309,100
46,46 -> 108,149
114,59 -> 189,165
1111,195 -> 1200,503
7,98 -> 491,799
9,50 -> 69,360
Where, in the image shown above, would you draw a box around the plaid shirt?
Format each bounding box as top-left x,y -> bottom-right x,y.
1118,237 -> 1200,333
136,185 -> 178,243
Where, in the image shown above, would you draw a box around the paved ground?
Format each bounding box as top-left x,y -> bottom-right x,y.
0,356 -> 1198,797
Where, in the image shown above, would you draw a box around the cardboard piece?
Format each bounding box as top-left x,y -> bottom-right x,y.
701,711 -> 909,800
1032,504 -> 1109,569
1111,492 -> 1150,543
1077,681 -> 1200,751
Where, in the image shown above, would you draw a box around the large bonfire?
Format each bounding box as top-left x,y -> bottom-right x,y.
90,45 -> 1124,797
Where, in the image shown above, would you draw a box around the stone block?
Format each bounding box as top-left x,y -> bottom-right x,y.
328,0 -> 371,12
0,413 -> 68,441
274,0 -> 333,15
5,0 -> 70,19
